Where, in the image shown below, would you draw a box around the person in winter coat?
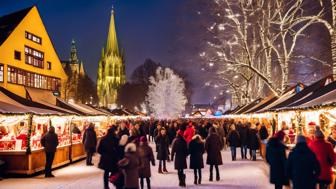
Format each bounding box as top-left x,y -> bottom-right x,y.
118,122 -> 130,138
155,128 -> 170,173
327,124 -> 336,148
266,131 -> 289,189
119,143 -> 141,189
41,126 -> 59,177
213,122 -> 225,150
227,124 -> 240,161
167,123 -> 177,145
198,122 -> 208,140
138,136 -> 155,189
237,122 -> 249,159
248,124 -> 260,161
287,135 -> 320,189
259,123 -> 269,142
205,127 -> 223,181
183,122 -> 195,143
308,127 -> 336,189
97,127 -> 120,189
171,130 -> 188,187
188,134 -> 205,185
82,123 -> 97,166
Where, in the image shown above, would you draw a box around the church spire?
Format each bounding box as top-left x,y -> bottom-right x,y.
106,6 -> 119,55
70,39 -> 79,64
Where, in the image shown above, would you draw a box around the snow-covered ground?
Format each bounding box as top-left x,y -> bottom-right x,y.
0,143 -> 273,189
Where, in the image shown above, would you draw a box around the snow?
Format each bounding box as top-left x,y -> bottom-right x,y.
0,143 -> 273,189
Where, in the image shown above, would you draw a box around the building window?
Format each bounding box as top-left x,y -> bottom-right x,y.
24,46 -> 44,68
25,31 -> 42,44
0,65 -> 3,82
47,61 -> 51,70
7,66 -> 60,90
14,51 -> 21,60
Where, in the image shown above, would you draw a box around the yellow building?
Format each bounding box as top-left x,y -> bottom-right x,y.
0,6 -> 67,99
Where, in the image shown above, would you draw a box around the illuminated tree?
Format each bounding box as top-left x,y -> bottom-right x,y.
146,67 -> 187,119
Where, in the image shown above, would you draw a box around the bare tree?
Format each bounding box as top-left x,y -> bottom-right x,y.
200,0 -> 325,105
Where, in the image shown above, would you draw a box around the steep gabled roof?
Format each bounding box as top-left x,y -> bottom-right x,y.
0,6 -> 33,46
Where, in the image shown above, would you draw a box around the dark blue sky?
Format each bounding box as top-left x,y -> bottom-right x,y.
0,0 -> 180,81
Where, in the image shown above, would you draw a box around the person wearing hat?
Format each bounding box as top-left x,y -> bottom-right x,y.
155,127 -> 170,173
41,126 -> 59,178
287,135 -> 320,189
138,136 -> 155,189
327,124 -> 336,148
118,143 -> 140,189
266,130 -> 289,189
171,130 -> 189,187
308,127 -> 336,189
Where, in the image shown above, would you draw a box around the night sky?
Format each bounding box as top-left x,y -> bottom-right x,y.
0,0 -> 332,104
0,0 -> 180,85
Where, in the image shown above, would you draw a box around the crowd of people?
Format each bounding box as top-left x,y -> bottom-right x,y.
81,119 -> 271,189
36,118 -> 336,189
266,122 -> 336,189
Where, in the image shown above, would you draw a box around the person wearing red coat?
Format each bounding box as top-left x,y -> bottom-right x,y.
183,122 -> 195,144
308,127 -> 336,189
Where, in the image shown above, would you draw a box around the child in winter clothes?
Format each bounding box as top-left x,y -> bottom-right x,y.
118,143 -> 140,189
138,136 -> 155,189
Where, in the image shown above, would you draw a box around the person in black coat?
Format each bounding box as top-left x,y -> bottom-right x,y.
205,127 -> 223,181
248,124 -> 260,161
198,122 -> 208,140
82,123 -> 97,166
167,122 -> 177,145
227,124 -> 240,161
171,131 -> 188,187
266,131 -> 289,189
189,134 -> 205,185
155,128 -> 170,173
118,122 -> 130,138
237,121 -> 249,159
97,127 -> 120,189
287,135 -> 320,189
41,126 -> 59,177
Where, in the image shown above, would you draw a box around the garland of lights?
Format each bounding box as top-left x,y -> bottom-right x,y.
26,114 -> 33,155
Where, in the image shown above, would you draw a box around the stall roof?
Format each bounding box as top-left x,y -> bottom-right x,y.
257,83 -> 305,113
25,88 -> 77,115
0,87 -> 64,115
67,101 -> 107,116
268,76 -> 333,111
282,80 -> 336,110
231,104 -> 248,114
299,89 -> 336,109
110,108 -> 132,116
236,98 -> 262,114
245,95 -> 278,114
226,105 -> 242,114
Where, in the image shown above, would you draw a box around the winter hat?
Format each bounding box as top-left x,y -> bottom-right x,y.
125,143 -> 137,153
140,136 -> 147,143
308,122 -> 316,129
314,127 -> 324,138
296,135 -> 306,144
274,130 -> 286,141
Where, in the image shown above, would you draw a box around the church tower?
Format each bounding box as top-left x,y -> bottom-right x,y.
97,8 -> 126,107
